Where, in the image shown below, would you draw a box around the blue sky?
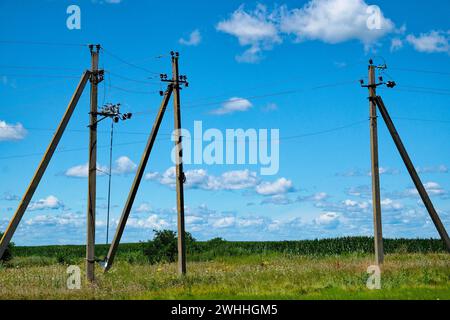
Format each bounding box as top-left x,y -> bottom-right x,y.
0,0 -> 449,245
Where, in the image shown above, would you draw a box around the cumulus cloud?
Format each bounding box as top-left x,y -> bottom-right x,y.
298,192 -> 329,202
145,167 -> 260,191
256,178 -> 294,196
406,182 -> 447,197
1,192 -> 19,201
127,214 -> 169,230
211,97 -> 253,115
279,0 -> 394,45
261,194 -> 293,205
25,211 -> 83,227
337,167 -> 400,177
216,4 -> 281,63
64,156 -> 135,178
0,120 -> 27,141
406,30 -> 450,54
217,1 -> 395,62
28,195 -> 63,211
314,212 -> 340,229
179,29 -> 202,46
390,38 -> 403,52
112,156 -> 137,175
416,165 -> 448,174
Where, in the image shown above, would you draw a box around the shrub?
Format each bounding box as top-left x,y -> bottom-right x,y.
144,229 -> 196,264
0,233 -> 13,262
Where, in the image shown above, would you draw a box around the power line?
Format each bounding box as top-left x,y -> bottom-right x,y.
105,71 -> 160,85
0,65 -> 81,71
109,84 -> 160,95
0,40 -> 87,47
0,73 -> 80,79
133,80 -> 358,114
101,47 -> 161,75
0,119 -> 369,161
390,67 -> 450,76
392,116 -> 450,124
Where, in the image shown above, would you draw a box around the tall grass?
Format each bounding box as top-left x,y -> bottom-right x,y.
9,237 -> 446,266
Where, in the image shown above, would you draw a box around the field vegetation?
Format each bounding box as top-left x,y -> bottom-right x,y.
0,233 -> 449,300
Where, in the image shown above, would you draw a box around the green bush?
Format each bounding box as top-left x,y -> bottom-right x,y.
144,229 -> 196,264
0,232 -> 13,262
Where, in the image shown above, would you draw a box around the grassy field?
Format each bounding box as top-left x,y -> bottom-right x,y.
0,238 -> 449,300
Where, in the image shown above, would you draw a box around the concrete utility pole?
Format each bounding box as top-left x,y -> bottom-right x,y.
87,44 -> 101,282
102,51 -> 189,273
374,96 -> 450,252
0,72 -> 90,260
368,61 -> 384,265
172,52 -> 187,275
103,86 -> 173,272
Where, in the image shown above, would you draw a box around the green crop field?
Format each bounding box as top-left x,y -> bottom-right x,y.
0,237 -> 449,300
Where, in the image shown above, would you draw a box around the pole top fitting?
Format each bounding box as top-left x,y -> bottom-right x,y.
89,44 -> 101,53
170,51 -> 179,58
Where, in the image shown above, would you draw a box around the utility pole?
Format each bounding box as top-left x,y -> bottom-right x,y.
0,72 -> 90,260
374,96 -> 450,252
102,51 -> 189,273
87,44 -> 101,282
172,51 -> 187,275
368,60 -> 384,265
103,86 -> 173,271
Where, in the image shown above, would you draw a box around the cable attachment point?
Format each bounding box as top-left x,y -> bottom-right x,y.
179,172 -> 186,184
90,70 -> 104,84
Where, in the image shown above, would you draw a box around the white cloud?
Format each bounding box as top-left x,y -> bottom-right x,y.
28,195 -> 63,211
64,162 -> 108,178
256,177 -> 294,196
211,97 -> 253,115
390,38 -> 403,52
417,165 -> 448,174
261,194 -> 293,205
25,212 -> 83,227
343,199 -> 370,210
279,0 -> 394,46
112,156 -> 137,175
135,202 -> 152,213
314,212 -> 340,228
146,167 -> 260,191
406,30 -> 450,54
406,181 -> 446,197
212,216 -> 236,228
65,156 -> 135,178
0,120 -> 27,141
127,214 -> 169,230
380,198 -> 403,211
216,4 -> 281,63
217,1 -> 395,62
179,29 -> 202,46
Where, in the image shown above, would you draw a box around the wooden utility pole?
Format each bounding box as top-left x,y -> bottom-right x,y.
87,44 -> 100,282
172,52 -> 187,275
375,96 -> 450,252
104,86 -> 173,271
102,51 -> 189,273
0,72 -> 90,260
368,61 -> 384,265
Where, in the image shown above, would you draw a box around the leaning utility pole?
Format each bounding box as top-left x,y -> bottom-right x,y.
368,60 -> 384,265
374,96 -> 450,251
86,44 -> 101,282
361,60 -> 450,260
103,51 -> 189,273
0,72 -> 90,260
172,52 -> 187,275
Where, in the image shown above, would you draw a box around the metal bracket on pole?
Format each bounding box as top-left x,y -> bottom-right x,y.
0,71 -> 91,259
